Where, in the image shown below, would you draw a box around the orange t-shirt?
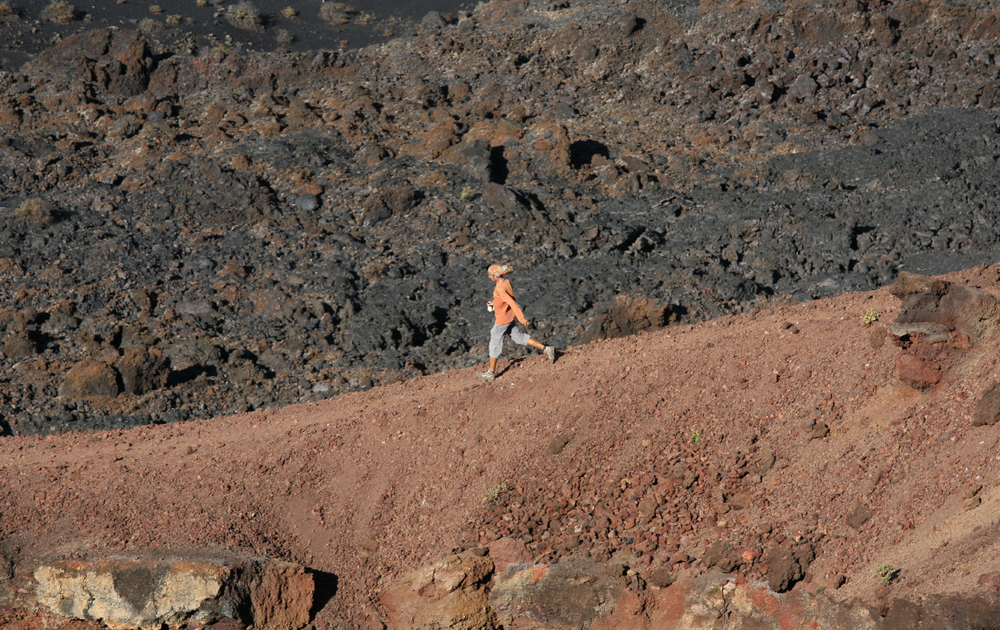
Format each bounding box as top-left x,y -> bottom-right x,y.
493,278 -> 526,326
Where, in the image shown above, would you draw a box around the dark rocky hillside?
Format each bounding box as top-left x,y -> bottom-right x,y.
0,0 -> 999,434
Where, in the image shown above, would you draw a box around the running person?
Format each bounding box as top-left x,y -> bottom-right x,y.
477,264 -> 556,382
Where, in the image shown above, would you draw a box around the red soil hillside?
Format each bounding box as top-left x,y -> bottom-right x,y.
4,265 -> 1000,628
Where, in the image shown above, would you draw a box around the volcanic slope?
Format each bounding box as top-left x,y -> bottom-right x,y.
4,265 -> 1000,628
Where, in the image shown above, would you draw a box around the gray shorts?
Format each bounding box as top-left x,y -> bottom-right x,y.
489,322 -> 531,358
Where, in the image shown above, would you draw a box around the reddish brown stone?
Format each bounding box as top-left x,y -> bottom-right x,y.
60,359 -> 120,398
896,353 -> 942,389
115,346 -> 170,395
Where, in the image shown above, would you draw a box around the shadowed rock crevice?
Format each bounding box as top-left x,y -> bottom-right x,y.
569,140 -> 610,169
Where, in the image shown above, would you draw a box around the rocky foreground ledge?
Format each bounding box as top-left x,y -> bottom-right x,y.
0,547 -> 312,629
381,547 -> 1000,629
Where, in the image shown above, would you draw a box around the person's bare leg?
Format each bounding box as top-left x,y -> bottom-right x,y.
527,339 -> 544,350
490,357 -> 498,372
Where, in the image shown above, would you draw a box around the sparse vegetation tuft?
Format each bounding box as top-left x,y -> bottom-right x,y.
275,28 -> 293,47
165,13 -> 181,25
320,2 -> 356,25
483,482 -> 509,505
876,564 -> 897,585
0,2 -> 19,19
148,4 -> 163,13
225,0 -> 264,31
689,430 -> 702,443
41,0 -> 76,23
281,6 -> 296,18
862,308 -> 880,327
14,199 -> 53,226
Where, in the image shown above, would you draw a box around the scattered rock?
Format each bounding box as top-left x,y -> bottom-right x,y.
60,359 -> 120,399
810,421 -> 830,440
702,541 -> 738,572
546,433 -> 572,454
3,2 -> 1000,628
895,352 -> 943,389
847,503 -> 873,530
647,568 -> 673,588
3,334 -> 36,360
973,382 -> 1000,426
115,346 -> 170,395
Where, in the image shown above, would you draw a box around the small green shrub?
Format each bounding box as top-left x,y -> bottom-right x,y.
483,482 -> 509,505
689,430 -> 702,443
149,4 -> 163,13
165,13 -> 182,24
862,308 -> 879,327
876,564 -> 897,585
281,6 -> 296,18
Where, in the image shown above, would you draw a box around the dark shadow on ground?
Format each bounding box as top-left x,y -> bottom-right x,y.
497,357 -> 525,378
308,569 -> 339,620
570,140 -> 611,169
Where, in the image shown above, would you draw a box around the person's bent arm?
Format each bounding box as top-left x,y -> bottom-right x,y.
496,285 -> 527,324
